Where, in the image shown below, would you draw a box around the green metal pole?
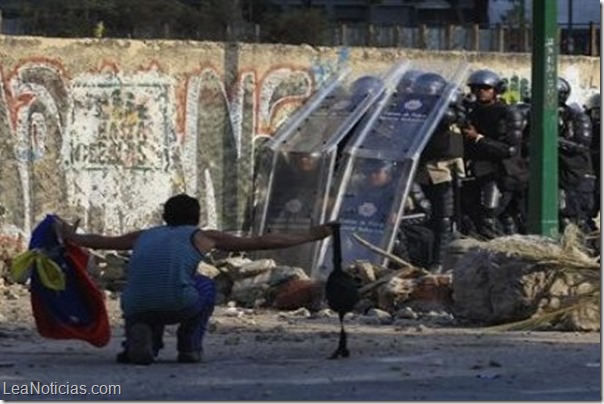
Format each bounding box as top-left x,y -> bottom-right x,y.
528,0 -> 559,237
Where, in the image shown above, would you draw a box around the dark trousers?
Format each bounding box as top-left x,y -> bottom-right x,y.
124,275 -> 216,354
560,177 -> 596,233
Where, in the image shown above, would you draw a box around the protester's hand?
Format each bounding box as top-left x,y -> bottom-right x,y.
309,222 -> 338,241
53,216 -> 80,244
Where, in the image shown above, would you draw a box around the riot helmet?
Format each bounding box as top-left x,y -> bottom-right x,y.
396,69 -> 424,94
585,93 -> 601,122
361,158 -> 394,174
410,72 -> 447,95
520,85 -> 531,104
349,75 -> 384,107
361,159 -> 395,188
557,77 -> 571,105
467,69 -> 507,94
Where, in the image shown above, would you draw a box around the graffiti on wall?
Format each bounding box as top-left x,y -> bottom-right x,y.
0,47 -> 597,243
180,64 -> 315,229
61,65 -> 178,233
67,86 -> 167,171
0,56 -> 340,240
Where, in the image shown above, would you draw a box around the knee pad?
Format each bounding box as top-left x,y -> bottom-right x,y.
501,215 -> 518,234
481,181 -> 501,211
434,217 -> 453,233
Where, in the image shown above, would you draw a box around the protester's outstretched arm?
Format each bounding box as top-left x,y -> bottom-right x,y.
55,218 -> 142,250
196,223 -> 334,253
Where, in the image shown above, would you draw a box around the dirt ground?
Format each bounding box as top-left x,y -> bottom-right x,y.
0,282 -> 601,401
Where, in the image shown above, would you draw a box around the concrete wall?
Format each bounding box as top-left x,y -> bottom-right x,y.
0,36 -> 599,243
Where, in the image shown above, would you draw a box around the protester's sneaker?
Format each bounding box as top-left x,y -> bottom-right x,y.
116,350 -> 130,364
127,324 -> 154,365
177,350 -> 202,363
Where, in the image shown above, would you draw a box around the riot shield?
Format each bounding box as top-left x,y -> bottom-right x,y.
251,150 -> 334,271
250,70 -> 350,236
314,62 -> 469,279
265,68 -> 353,152
249,63 -> 407,273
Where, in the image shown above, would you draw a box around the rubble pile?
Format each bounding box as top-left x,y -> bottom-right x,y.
1,225 -> 599,332
451,227 -> 600,331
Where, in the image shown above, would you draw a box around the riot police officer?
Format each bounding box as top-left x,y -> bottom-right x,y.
584,93 -> 601,223
393,181 -> 434,268
338,158 -> 400,264
461,69 -> 528,238
412,72 -> 465,272
557,78 -> 596,233
501,98 -> 531,235
336,75 -> 385,165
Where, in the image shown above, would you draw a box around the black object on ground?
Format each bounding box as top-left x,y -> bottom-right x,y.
325,222 -> 360,359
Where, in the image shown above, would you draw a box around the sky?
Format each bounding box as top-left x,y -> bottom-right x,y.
488,0 -> 601,26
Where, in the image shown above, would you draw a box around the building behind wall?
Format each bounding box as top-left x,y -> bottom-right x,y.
269,0 -> 483,26
270,0 -> 600,28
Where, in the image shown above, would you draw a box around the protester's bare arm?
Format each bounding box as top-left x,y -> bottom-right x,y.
55,218 -> 142,250
194,224 -> 334,253
67,231 -> 142,250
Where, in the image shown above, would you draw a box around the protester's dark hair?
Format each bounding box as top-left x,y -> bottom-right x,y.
162,194 -> 200,226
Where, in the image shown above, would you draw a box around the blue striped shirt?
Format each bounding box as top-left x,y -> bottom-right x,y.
121,225 -> 204,316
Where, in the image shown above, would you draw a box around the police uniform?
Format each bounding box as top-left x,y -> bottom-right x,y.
584,93 -> 601,223
557,78 -> 596,233
393,181 -> 434,268
462,70 -> 527,238
338,160 -> 398,264
412,72 -> 465,272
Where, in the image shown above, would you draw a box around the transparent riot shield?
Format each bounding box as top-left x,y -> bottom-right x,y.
249,63 -> 407,273
249,70 -> 349,236
265,67 -> 353,152
314,61 -> 469,279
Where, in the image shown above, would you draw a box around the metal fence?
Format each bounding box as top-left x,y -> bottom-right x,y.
326,23 -> 600,55
2,17 -> 600,56
246,22 -> 600,56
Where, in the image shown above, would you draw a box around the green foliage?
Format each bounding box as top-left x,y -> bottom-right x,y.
2,0 -> 234,39
241,0 -> 279,24
3,0 -> 349,45
2,0 -> 331,43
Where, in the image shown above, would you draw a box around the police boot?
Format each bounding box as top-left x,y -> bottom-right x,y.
501,215 -> 518,235
430,218 -> 453,274
390,229 -> 410,269
478,217 -> 502,240
579,218 -> 598,234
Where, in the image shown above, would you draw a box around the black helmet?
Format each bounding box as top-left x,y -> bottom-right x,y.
410,72 -> 447,95
467,69 -> 506,94
584,93 -> 600,111
349,75 -> 384,106
585,93 -> 601,121
557,77 -> 571,105
396,69 -> 424,94
361,158 -> 394,175
520,85 -> 531,103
